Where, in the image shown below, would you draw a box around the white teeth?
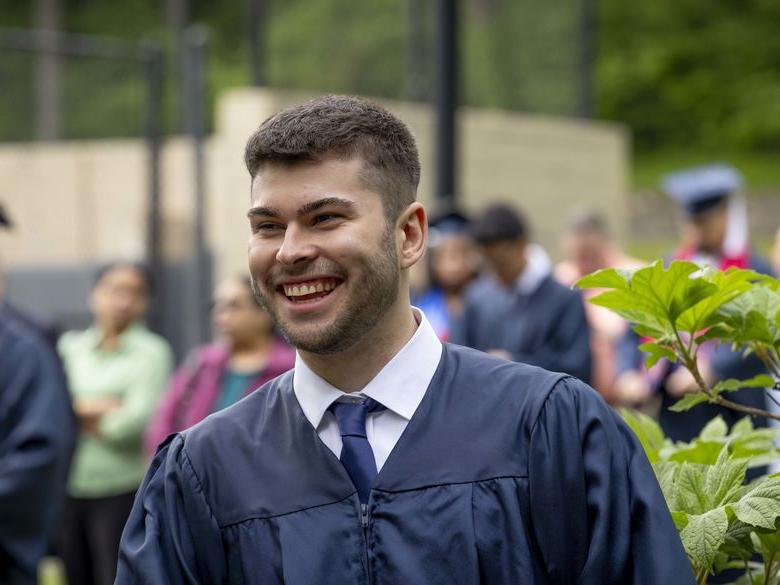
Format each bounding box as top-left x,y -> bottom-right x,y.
284,280 -> 338,298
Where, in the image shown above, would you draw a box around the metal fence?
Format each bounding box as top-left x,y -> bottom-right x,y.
0,26 -> 211,360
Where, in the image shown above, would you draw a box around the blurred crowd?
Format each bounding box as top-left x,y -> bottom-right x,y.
1,162 -> 780,583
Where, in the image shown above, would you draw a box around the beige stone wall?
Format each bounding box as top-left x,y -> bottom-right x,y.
0,88 -> 629,281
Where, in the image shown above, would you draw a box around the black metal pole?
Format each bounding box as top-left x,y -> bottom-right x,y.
143,41 -> 164,333
434,0 -> 457,203
577,0 -> 596,118
184,25 -> 211,344
247,0 -> 265,86
406,0 -> 424,101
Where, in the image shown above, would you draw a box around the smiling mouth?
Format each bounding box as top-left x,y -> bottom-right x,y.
278,278 -> 343,303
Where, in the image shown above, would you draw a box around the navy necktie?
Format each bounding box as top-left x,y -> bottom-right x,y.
329,397 -> 385,504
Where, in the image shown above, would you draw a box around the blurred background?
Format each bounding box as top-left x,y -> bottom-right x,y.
2,0 -> 779,359
2,2 -> 780,584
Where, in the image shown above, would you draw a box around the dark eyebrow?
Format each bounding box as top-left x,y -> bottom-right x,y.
247,206 -> 280,219
298,197 -> 356,216
247,197 -> 356,220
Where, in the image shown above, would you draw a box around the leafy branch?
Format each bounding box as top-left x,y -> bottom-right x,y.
576,260 -> 780,422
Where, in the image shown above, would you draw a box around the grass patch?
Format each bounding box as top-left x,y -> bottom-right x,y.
633,149 -> 780,191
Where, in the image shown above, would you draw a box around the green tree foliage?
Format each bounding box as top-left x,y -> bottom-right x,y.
597,0 -> 780,152
3,0 -> 780,153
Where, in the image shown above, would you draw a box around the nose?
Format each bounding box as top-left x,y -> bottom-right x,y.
276,224 -> 317,266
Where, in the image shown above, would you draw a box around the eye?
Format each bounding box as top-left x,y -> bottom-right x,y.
312,213 -> 341,225
251,221 -> 284,234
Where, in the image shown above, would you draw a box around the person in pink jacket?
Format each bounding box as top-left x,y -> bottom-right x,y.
146,276 -> 294,454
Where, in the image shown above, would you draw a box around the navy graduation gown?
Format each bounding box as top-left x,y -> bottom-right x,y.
451,276 -> 592,384
117,344 -> 692,584
0,315 -> 75,584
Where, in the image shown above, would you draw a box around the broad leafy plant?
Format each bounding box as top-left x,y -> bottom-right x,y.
625,413 -> 780,584
577,261 -> 780,420
577,261 -> 780,583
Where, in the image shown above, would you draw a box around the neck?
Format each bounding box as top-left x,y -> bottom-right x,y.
502,255 -> 527,286
299,299 -> 418,392
97,322 -> 130,350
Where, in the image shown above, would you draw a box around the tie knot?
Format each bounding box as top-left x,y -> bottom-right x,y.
329,398 -> 385,438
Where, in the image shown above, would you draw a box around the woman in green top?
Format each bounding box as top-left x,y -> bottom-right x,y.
57,262 -> 172,585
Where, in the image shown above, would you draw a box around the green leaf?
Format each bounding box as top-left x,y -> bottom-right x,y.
704,447 -> 748,507
754,525 -> 780,562
677,268 -> 763,333
701,416 -> 729,440
718,287 -> 780,346
712,375 -> 775,396
671,510 -> 689,531
654,461 -> 681,508
631,323 -> 669,340
669,440 -> 725,465
575,267 -> 633,290
584,260 -> 717,338
639,341 -> 678,368
680,507 -> 729,572
732,478 -> 780,529
721,520 -> 756,563
695,325 -> 732,345
730,417 -> 755,438
730,426 -> 780,464
675,463 -> 710,514
669,393 -> 710,412
622,409 -> 666,463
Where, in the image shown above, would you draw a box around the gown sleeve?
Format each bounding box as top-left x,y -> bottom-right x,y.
528,377 -> 695,584
116,434 -> 226,584
0,322 -> 75,582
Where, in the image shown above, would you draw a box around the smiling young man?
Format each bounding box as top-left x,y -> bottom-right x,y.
116,96 -> 693,584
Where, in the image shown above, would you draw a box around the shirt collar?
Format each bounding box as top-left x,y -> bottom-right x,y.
293,307 -> 443,430
515,243 -> 552,295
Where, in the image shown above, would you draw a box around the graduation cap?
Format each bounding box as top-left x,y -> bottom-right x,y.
427,208 -> 472,247
662,163 -> 742,216
0,202 -> 12,229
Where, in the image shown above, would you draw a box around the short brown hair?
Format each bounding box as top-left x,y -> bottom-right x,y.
244,95 -> 420,221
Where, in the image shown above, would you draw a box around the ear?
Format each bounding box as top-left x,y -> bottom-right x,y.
396,202 -> 427,270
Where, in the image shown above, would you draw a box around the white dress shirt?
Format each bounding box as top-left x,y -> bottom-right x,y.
515,243 -> 552,295
293,308 -> 443,471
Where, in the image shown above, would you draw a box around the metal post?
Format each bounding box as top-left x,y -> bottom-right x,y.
434,0 -> 457,203
34,0 -> 62,140
184,26 -> 211,344
406,0 -> 425,101
247,0 -> 265,86
143,41 -> 164,333
577,0 -> 596,118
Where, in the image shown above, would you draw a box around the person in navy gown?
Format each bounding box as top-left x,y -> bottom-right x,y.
451,204 -> 592,384
116,95 -> 693,584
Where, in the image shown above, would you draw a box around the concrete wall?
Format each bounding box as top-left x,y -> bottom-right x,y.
1,88 -> 629,282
